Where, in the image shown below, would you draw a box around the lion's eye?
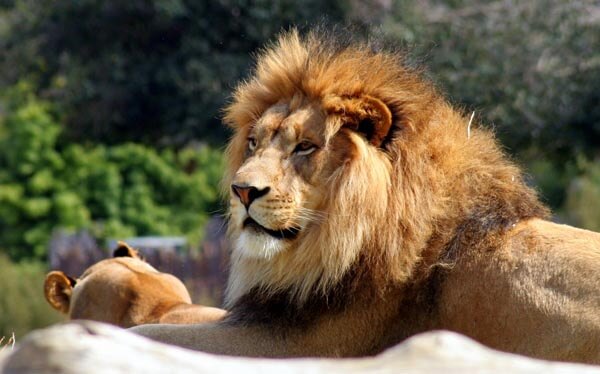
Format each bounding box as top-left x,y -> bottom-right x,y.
248,137 -> 257,151
293,141 -> 317,156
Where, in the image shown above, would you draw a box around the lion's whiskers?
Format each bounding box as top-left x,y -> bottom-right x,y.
295,208 -> 327,224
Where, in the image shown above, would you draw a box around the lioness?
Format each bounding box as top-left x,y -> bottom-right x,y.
44,242 -> 226,327
132,29 -> 600,363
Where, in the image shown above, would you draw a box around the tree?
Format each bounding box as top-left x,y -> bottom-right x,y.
381,0 -> 600,208
0,84 -> 224,261
381,0 -> 600,161
0,0 -> 349,146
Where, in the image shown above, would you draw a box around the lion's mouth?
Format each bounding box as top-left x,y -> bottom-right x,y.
243,217 -> 301,240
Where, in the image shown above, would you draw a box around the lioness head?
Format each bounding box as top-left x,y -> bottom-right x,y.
223,30 -> 444,306
44,242 -> 192,327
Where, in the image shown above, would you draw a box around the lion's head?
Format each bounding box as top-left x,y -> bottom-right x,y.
44,242 -> 195,327
223,30 -> 546,309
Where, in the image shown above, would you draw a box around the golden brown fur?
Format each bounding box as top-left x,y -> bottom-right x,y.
132,29 -> 600,363
44,242 -> 226,327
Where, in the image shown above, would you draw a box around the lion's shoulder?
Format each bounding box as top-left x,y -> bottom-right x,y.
521,219 -> 600,245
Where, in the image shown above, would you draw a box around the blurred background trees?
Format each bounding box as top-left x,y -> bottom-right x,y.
0,83 -> 223,261
0,0 -> 347,146
0,0 -> 598,335
381,0 -> 600,210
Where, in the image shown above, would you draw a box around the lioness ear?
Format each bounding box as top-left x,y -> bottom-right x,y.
324,95 -> 393,147
113,241 -> 143,260
44,271 -> 76,314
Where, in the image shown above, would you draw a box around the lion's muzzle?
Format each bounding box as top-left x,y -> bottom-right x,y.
243,217 -> 301,240
231,184 -> 270,209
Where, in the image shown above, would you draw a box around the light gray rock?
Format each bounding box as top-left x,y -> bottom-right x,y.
1,321 -> 599,374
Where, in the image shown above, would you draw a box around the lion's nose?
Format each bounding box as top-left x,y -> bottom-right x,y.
231,184 -> 270,209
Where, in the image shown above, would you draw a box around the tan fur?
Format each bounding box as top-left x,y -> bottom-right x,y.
132,29 -> 600,364
44,242 -> 226,327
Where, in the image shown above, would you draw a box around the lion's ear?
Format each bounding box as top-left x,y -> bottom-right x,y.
324,95 -> 393,147
44,271 -> 76,314
113,241 -> 143,260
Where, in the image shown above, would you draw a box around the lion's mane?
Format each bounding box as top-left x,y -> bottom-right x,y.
222,29 -> 548,312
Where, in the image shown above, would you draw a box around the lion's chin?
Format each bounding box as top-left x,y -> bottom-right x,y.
234,230 -> 288,260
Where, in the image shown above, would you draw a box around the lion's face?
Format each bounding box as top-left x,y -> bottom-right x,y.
229,101 -> 331,259
228,93 -> 394,261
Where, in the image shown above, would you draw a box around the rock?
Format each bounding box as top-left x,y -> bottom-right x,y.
1,321 -> 599,373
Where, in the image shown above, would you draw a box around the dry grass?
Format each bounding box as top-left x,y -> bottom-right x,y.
0,333 -> 16,352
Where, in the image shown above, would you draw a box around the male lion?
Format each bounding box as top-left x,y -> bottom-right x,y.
133,29 -> 600,363
44,242 -> 226,327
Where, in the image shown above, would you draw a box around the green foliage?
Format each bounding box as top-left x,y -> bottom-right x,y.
0,85 -> 224,261
564,158 -> 600,232
380,0 -> 600,217
0,0 -> 349,146
0,254 -> 63,338
382,1 -> 600,163
525,157 -> 577,209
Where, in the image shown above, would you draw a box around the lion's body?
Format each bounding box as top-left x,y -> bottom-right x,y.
44,243 -> 226,327
132,29 -> 600,363
436,219 -> 600,362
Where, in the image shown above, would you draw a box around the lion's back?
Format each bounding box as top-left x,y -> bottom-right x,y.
437,218 -> 600,363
